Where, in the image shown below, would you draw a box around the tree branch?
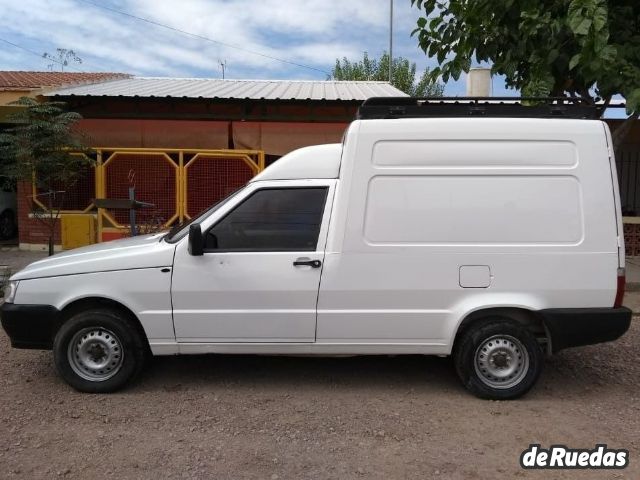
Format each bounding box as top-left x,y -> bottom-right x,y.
597,95 -> 612,117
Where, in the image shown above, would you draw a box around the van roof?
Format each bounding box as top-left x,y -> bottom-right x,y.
251,143 -> 342,182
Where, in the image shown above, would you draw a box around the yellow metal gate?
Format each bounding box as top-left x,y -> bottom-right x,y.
97,147 -> 265,241
34,148 -> 265,244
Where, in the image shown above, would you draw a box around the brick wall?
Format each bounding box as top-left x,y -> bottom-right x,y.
17,181 -> 61,250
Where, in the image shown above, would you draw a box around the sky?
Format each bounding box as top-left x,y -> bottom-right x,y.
0,0 -> 516,96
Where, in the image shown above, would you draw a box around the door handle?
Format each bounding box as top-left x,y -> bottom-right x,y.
293,258 -> 322,268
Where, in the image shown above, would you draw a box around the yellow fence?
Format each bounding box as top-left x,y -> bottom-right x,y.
36,147 -> 265,243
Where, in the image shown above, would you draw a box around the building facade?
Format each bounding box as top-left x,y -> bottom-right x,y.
17,77 -> 406,249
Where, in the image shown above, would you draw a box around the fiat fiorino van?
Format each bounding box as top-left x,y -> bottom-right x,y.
1,99 -> 631,399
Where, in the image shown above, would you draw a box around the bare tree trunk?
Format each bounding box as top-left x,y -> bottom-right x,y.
46,191 -> 55,256
31,187 -> 68,257
47,191 -> 65,257
597,95 -> 612,118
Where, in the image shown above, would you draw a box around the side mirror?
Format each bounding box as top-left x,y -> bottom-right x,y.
188,223 -> 204,256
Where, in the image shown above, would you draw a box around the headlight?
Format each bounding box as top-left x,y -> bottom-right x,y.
4,281 -> 18,303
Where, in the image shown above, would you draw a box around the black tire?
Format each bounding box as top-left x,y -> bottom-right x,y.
53,309 -> 147,393
454,319 -> 543,400
0,209 -> 17,240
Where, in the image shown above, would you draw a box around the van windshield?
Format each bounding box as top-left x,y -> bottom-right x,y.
163,186 -> 245,243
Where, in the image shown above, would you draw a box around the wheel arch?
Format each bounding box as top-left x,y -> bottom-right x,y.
55,296 -> 151,355
453,307 -> 550,354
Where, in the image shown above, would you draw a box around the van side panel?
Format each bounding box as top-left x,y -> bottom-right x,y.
364,176 -> 583,244
317,118 -> 619,352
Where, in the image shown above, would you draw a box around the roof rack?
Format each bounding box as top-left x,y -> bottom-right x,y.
357,97 -> 601,120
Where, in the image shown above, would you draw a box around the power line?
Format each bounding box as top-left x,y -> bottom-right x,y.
77,0 -> 330,76
0,37 -> 86,72
2,37 -> 111,73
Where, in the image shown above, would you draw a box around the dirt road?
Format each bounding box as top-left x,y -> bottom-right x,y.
1,319 -> 639,479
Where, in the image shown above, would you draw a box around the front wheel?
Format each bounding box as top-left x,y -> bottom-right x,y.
454,319 -> 543,400
53,309 -> 147,393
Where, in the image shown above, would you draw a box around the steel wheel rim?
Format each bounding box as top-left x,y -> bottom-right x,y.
67,327 -> 124,382
474,334 -> 529,389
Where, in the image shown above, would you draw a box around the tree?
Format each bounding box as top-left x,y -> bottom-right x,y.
332,51 -> 444,97
43,48 -> 82,72
0,97 -> 94,255
411,0 -> 640,145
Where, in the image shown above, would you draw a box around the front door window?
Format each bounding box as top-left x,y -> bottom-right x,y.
205,187 -> 328,252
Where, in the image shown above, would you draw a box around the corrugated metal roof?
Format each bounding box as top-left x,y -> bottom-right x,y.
0,71 -> 131,92
46,77 -> 408,101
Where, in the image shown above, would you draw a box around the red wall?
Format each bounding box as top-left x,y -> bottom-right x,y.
17,181 -> 61,248
77,119 -> 231,149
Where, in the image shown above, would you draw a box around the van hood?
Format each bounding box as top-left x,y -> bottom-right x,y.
12,233 -> 176,281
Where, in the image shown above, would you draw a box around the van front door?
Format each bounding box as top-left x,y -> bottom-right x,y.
171,181 -> 334,342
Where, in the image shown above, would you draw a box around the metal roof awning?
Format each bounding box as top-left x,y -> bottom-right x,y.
45,77 -> 408,101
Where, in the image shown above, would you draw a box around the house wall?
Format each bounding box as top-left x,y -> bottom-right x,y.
17,116 -> 351,250
77,119 -> 231,149
0,91 -> 32,104
605,120 -> 640,215
17,181 -> 62,251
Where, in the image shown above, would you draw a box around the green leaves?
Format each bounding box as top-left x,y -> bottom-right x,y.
0,97 -> 93,193
625,88 -> 640,115
570,17 -> 592,36
411,0 -> 639,116
331,51 -> 444,96
569,54 -> 582,70
568,0 -> 607,35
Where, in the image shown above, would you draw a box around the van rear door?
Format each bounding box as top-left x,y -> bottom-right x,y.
603,122 -> 625,269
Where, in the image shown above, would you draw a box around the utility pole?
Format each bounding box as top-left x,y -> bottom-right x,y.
389,0 -> 393,83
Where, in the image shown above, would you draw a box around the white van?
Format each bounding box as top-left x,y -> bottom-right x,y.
1,99 -> 632,399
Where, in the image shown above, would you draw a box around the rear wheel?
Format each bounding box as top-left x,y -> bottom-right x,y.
53,309 -> 147,393
454,319 -> 543,399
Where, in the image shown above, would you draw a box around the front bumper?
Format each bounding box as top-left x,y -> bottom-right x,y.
0,303 -> 60,349
540,307 -> 632,353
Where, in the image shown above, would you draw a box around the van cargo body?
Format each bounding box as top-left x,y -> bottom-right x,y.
1,113 -> 632,399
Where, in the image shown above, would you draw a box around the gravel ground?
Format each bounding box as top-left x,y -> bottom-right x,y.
0,251 -> 639,479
